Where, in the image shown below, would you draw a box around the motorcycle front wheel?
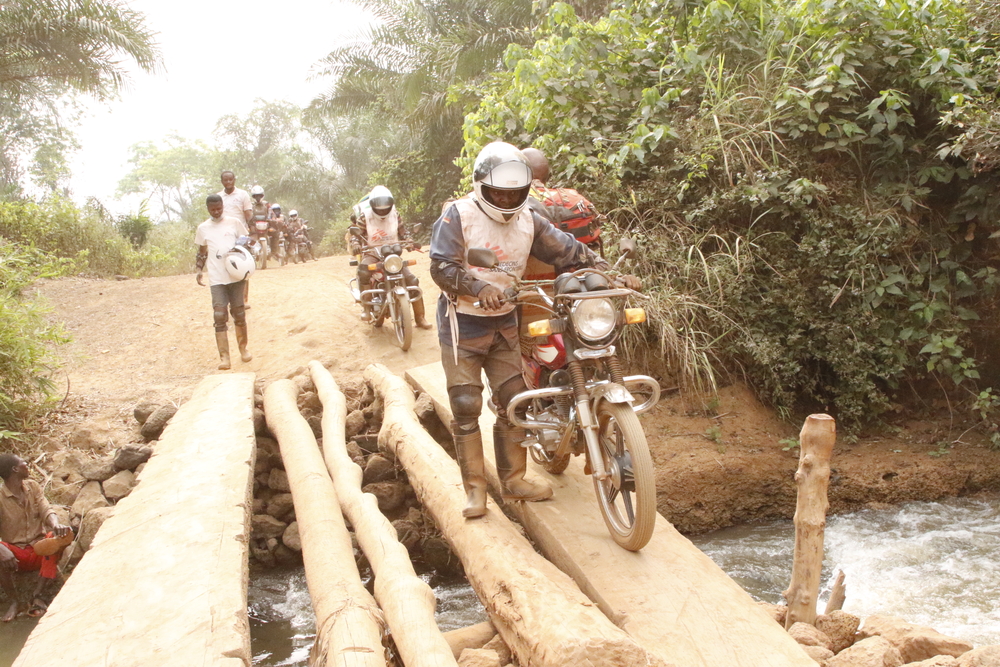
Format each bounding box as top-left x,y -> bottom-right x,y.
592,402 -> 656,551
391,291 -> 413,351
259,240 -> 268,269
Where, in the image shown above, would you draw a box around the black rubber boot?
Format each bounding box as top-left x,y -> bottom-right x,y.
452,422 -> 488,518
494,421 -> 552,502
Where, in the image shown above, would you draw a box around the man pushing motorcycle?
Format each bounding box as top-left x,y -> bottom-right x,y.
351,185 -> 432,329
429,141 -> 623,519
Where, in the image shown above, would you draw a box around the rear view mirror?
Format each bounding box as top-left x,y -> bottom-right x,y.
467,248 -> 497,269
348,226 -> 363,237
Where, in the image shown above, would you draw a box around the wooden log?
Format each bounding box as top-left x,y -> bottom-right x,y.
263,380 -> 386,667
365,363 -> 669,667
442,622 -> 497,660
309,361 -> 457,667
783,413 -> 836,628
824,570 -> 847,614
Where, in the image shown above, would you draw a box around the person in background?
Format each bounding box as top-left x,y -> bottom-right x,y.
195,194 -> 253,369
0,453 -> 73,622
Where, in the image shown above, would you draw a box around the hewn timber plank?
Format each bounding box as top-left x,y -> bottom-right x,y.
14,373 -> 256,667
406,361 -> 815,667
366,363 -> 668,667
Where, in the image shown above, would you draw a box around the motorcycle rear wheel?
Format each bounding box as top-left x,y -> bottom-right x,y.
391,292 -> 413,351
592,402 -> 656,551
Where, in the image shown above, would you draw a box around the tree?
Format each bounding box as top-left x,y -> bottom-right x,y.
0,0 -> 159,192
117,137 -> 218,224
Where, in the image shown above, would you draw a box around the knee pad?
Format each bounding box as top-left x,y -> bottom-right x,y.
448,384 -> 482,428
231,304 -> 247,327
213,306 -> 228,332
495,375 -> 528,420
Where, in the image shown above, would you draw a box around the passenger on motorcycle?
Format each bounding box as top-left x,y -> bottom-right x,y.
352,185 -> 431,329
268,203 -> 288,261
429,141 -> 609,519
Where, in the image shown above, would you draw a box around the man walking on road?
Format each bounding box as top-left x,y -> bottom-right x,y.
218,171 -> 253,306
195,194 -> 253,370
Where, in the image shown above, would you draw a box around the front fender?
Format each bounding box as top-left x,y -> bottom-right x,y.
592,382 -> 633,414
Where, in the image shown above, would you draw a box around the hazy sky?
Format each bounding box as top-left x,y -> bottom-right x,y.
68,0 -> 369,212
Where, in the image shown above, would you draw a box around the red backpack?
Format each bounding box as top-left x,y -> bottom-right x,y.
534,186 -> 603,245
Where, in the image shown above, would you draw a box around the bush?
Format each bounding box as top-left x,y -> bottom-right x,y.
0,239 -> 70,433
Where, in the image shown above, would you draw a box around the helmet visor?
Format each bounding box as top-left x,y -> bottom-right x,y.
370,194 -> 393,217
481,183 -> 529,213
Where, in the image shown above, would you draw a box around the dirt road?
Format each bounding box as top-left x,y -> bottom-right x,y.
38,253 -> 443,410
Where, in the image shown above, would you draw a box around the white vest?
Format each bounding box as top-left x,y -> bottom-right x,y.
453,197 -> 533,316
364,208 -> 400,245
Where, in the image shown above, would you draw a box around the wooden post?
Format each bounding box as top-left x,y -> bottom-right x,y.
824,571 -> 847,614
783,413 -> 836,628
263,380 -> 387,667
365,363 -> 668,667
309,361 -> 458,667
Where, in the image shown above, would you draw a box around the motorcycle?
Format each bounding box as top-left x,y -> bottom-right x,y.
251,220 -> 269,269
273,231 -> 288,267
468,239 -> 660,551
347,227 -> 421,351
291,230 -> 312,264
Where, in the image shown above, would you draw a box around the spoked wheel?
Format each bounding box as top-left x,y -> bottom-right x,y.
592,402 -> 656,551
391,292 -> 413,351
259,241 -> 268,270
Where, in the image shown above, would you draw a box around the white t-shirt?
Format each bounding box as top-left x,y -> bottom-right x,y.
218,188 -> 253,228
195,216 -> 246,286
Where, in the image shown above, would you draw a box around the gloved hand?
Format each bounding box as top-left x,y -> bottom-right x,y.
476,284 -> 505,311
617,274 -> 642,291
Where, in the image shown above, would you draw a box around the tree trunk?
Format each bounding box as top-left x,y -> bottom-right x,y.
824,570 -> 847,614
263,380 -> 386,667
365,363 -> 668,667
309,361 -> 457,667
783,413 -> 837,628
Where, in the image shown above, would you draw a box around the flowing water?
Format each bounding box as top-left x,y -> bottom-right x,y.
249,567 -> 486,665
690,495 -> 1000,647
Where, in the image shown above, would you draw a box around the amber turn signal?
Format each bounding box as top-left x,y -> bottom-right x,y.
624,308 -> 646,324
406,259 -> 416,266
527,320 -> 553,337
367,263 -> 379,271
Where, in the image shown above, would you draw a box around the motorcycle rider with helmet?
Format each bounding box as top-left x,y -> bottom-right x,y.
351,185 -> 432,329
195,193 -> 254,370
268,203 -> 289,262
429,141 -> 610,519
287,210 -> 317,261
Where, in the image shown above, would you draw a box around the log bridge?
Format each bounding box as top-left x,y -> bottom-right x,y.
12,362 -> 815,667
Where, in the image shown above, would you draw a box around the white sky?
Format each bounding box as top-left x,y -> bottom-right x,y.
68,0 -> 370,213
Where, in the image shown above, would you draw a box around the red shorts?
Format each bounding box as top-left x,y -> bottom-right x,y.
1,542 -> 58,580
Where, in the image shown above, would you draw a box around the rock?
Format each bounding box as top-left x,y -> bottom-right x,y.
421,536 -> 460,577
114,444 -> 152,471
828,636 -> 904,667
818,611 -> 861,654
859,615 -> 973,663
363,481 -> 407,514
49,478 -> 84,506
274,543 -> 300,566
298,390 -> 321,412
789,622 -> 834,651
414,391 -> 436,423
70,418 -> 116,451
341,378 -> 368,410
803,645 -> 834,664
251,540 -> 276,567
268,468 -> 291,492
306,414 -> 322,438
345,410 -> 367,438
50,450 -> 86,477
77,506 -> 115,551
282,522 -> 301,551
253,408 -> 267,436
482,634 -> 512,665
391,519 -> 421,552
266,493 -> 295,521
102,470 -> 135,500
362,453 -> 395,485
346,440 -> 365,462
133,400 -> 159,425
758,601 -> 787,626
255,445 -> 282,474
957,646 -> 1000,666
79,457 -> 118,482
905,657 -> 960,666
459,648 -> 502,667
71,481 -> 110,516
141,404 -> 178,441
294,374 -> 316,395
252,514 -> 287,539
252,498 -> 266,514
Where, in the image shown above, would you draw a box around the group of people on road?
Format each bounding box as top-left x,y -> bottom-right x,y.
195,145 -> 623,521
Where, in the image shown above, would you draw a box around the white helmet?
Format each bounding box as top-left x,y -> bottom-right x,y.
289,210 -> 298,217
472,142 -> 532,223
270,203 -> 281,211
250,185 -> 264,196
368,185 -> 394,218
225,246 -> 255,281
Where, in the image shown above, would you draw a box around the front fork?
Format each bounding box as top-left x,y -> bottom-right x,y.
568,360 -> 610,481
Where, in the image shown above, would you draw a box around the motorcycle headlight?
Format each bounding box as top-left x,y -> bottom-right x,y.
572,298 -> 616,341
383,254 -> 404,274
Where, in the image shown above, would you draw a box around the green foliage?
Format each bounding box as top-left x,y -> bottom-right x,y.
464,0 -> 1000,433
0,239 -> 70,432
779,438 -> 800,452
